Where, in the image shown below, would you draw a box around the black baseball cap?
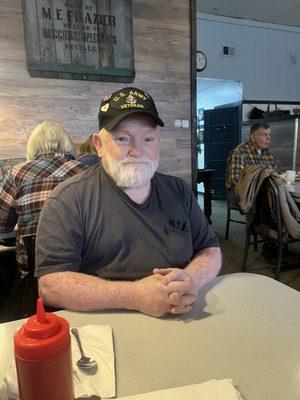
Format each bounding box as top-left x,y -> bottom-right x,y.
98,87 -> 164,131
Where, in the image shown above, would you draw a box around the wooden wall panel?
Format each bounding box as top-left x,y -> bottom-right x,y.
0,0 -> 191,182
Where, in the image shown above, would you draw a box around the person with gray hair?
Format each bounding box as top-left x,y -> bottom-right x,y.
35,88 -> 221,318
26,120 -> 77,161
0,120 -> 86,278
226,122 -> 278,190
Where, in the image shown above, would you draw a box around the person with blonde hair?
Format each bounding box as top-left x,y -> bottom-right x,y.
26,120 -> 77,160
0,120 -> 86,278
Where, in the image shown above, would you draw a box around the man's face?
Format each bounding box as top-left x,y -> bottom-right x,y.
93,114 -> 160,188
251,128 -> 271,149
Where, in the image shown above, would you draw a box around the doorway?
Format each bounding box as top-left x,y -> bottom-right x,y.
197,78 -> 243,198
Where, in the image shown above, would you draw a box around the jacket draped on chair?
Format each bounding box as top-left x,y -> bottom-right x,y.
235,165 -> 300,239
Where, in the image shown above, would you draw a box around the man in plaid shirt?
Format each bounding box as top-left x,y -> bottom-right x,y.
0,121 -> 86,277
226,122 -> 278,190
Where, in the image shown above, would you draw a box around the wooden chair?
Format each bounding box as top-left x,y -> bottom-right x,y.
241,178 -> 300,281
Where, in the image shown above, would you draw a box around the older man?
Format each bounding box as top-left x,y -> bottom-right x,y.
226,122 -> 279,209
227,122 -> 278,190
35,87 -> 221,317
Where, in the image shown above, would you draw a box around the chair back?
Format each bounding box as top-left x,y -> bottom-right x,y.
3,234 -> 38,321
22,235 -> 36,277
227,188 -> 240,210
242,176 -> 300,280
251,178 -> 282,240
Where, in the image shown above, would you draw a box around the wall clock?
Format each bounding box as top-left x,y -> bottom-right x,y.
197,51 -> 207,72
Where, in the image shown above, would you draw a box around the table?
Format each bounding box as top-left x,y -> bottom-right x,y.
0,231 -> 16,240
197,169 -> 216,224
290,181 -> 300,203
1,273 -> 299,400
0,231 -> 16,249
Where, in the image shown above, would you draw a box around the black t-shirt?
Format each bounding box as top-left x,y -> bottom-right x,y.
35,166 -> 219,280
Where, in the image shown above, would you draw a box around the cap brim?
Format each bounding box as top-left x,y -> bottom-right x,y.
100,109 -> 164,131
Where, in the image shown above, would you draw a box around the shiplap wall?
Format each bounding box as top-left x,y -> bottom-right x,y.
0,0 -> 191,182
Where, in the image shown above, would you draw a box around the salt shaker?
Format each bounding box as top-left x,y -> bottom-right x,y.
14,298 -> 74,400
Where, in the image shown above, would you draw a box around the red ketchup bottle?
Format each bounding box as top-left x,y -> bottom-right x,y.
14,299 -> 74,400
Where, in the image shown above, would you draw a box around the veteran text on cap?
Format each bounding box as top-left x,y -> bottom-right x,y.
98,87 -> 164,131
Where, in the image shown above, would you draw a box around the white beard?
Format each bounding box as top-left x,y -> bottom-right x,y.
103,154 -> 159,188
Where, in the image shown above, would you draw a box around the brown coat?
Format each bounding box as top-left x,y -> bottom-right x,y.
235,165 -> 300,239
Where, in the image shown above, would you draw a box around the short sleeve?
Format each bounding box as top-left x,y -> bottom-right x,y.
181,182 -> 220,253
35,197 -> 83,277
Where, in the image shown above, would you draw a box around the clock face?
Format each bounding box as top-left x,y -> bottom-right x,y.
197,51 -> 207,71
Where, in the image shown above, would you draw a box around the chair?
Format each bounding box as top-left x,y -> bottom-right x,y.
3,234 -> 38,321
241,178 -> 300,281
0,245 -> 18,321
197,169 -> 216,224
225,188 -> 246,239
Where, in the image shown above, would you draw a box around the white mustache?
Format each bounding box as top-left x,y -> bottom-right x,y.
120,157 -> 152,165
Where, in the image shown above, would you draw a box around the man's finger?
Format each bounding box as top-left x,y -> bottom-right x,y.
170,304 -> 192,315
168,293 -> 196,306
162,270 -> 185,285
153,268 -> 172,276
167,280 -> 190,296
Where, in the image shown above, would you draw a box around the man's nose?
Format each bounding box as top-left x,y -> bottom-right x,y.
128,140 -> 143,157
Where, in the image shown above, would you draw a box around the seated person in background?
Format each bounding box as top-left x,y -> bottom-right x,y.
0,158 -> 25,247
77,134 -> 100,166
36,87 -> 222,318
0,121 -> 87,278
226,122 -> 278,206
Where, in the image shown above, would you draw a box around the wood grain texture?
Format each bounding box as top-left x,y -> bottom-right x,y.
22,0 -> 134,81
0,0 -> 192,183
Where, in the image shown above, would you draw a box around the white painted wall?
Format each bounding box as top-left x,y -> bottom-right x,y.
196,0 -> 300,28
197,13 -> 300,102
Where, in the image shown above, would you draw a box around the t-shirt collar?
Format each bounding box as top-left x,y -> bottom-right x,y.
248,140 -> 267,155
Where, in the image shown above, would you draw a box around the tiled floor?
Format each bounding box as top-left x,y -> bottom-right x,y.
200,197 -> 300,292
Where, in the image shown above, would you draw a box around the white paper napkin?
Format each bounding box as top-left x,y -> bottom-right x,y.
72,324 -> 115,399
117,379 -> 243,400
0,324 -> 115,400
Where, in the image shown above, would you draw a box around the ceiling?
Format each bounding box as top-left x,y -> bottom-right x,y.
197,0 -> 300,28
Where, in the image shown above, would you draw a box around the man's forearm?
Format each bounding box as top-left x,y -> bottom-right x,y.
38,270 -> 182,317
184,247 -> 222,289
38,271 -> 137,312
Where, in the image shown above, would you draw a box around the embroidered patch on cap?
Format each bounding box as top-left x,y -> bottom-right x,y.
101,103 -> 109,112
126,94 -> 137,105
98,87 -> 164,131
102,93 -> 112,102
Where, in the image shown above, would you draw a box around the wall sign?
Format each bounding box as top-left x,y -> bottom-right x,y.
22,0 -> 135,82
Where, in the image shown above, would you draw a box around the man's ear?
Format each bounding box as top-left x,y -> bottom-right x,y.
93,132 -> 103,156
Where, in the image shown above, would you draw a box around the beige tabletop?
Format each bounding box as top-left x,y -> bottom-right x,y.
0,273 -> 299,400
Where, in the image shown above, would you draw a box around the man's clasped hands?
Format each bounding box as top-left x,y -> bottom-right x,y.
134,268 -> 199,317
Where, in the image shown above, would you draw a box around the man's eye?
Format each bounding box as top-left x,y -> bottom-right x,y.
115,137 -> 130,144
144,137 -> 155,142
